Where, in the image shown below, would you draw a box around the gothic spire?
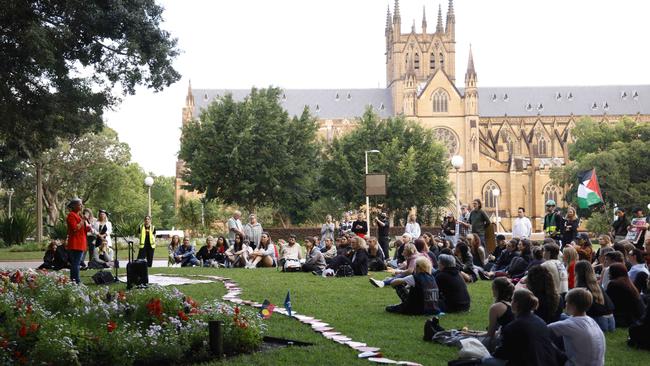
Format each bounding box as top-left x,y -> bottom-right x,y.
393,0 -> 400,24
411,19 -> 416,33
465,45 -> 477,84
436,4 -> 444,33
185,79 -> 194,107
386,5 -> 392,30
421,6 -> 427,33
446,0 -> 456,32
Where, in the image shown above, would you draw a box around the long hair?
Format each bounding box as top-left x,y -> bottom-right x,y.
608,263 -> 640,299
526,265 -> 560,321
259,232 -> 271,250
473,199 -> 483,209
455,242 -> 472,264
234,233 -> 245,251
492,277 -> 515,303
563,246 -> 578,266
575,260 -> 605,305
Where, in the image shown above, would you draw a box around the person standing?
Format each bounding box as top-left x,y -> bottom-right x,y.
320,215 -> 336,248
630,208 -> 648,249
338,212 -> 353,237
375,211 -> 390,260
243,213 -> 263,250
543,200 -> 563,243
352,212 -> 368,239
227,210 -> 244,245
405,213 -> 421,240
458,204 -> 471,239
469,199 -> 490,247
66,198 -> 89,284
81,208 -> 97,270
441,212 -> 457,247
137,215 -> 156,267
611,208 -> 629,243
511,207 -> 532,239
562,207 -> 580,246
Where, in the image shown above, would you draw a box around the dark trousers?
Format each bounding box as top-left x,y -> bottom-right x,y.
302,263 -> 323,272
137,244 -> 155,267
68,249 -> 83,284
378,236 -> 390,261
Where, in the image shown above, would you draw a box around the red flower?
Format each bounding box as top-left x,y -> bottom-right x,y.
107,321 -> 117,333
26,304 -> 32,315
146,298 -> 163,318
0,339 -> 9,349
29,323 -> 39,333
117,291 -> 126,302
177,310 -> 189,321
18,325 -> 26,338
234,306 -> 240,315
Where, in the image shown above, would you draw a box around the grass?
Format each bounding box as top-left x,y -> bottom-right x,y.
62,267 -> 650,366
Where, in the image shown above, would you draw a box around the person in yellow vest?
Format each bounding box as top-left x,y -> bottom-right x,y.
137,215 -> 156,267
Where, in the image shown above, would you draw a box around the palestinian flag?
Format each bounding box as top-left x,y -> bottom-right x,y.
577,169 -> 604,209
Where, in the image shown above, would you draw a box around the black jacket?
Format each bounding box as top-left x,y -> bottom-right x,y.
433,267 -> 470,312
493,313 -> 564,366
351,249 -> 368,276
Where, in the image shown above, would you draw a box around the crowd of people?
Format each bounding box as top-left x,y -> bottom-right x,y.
49,197 -> 650,364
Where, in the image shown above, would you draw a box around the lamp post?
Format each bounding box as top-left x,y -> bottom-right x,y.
7,188 -> 14,218
144,176 -> 154,217
365,150 -> 380,237
492,188 -> 501,231
451,155 -> 463,242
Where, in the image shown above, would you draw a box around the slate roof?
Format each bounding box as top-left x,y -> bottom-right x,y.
191,88 -> 394,119
191,85 -> 649,120
475,85 -> 650,117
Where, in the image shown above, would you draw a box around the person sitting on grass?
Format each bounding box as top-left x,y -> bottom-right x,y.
628,248 -> 649,284
525,265 -> 564,324
574,260 -> 615,332
213,236 -> 229,266
367,236 -> 387,271
600,250 -> 625,289
248,232 -> 277,268
278,234 -> 303,270
433,254 -> 471,313
38,240 -> 70,270
385,256 -> 440,315
485,239 -> 518,273
226,233 -> 252,268
167,235 -> 181,266
540,243 -> 568,296
562,245 -> 578,289
320,237 -> 337,264
370,243 -> 419,288
483,277 -> 515,352
175,237 -> 200,267
574,233 -> 594,262
605,263 -> 646,327
390,233 -> 412,268
484,289 -> 563,366
302,236 -> 326,273
548,288 -> 605,366
196,236 -> 220,267
89,238 -> 114,269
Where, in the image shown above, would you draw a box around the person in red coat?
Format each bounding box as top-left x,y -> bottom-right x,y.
66,198 -> 89,284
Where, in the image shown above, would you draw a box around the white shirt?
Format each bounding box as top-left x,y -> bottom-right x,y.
628,263 -> 649,282
227,217 -> 243,242
93,220 -> 113,247
511,216 -> 532,238
548,316 -> 605,366
541,259 -> 569,294
405,222 -> 421,239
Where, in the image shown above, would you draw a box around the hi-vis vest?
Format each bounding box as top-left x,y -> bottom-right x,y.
544,214 -> 558,237
139,225 -> 156,249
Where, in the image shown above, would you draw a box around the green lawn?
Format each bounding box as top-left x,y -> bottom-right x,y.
68,267 -> 650,366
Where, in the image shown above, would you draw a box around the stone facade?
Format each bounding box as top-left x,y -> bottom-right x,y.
176,0 -> 650,232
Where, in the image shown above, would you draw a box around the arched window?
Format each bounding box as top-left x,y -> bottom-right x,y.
432,89 -> 449,113
430,53 -> 435,70
543,184 -> 561,207
439,52 -> 445,70
405,53 -> 409,66
538,135 -> 548,157
414,53 -> 420,70
482,181 -> 500,209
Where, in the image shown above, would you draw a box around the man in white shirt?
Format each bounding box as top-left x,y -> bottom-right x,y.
628,248 -> 649,282
227,210 -> 244,244
548,288 -> 605,366
511,207 -> 532,239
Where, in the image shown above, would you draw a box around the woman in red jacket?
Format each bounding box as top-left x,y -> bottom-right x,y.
66,198 -> 89,284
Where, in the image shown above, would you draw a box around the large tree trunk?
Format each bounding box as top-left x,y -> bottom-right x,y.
42,185 -> 61,225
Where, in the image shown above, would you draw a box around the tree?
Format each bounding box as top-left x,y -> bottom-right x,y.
179,87 -> 321,221
0,0 -> 180,175
150,175 -> 176,229
320,110 -> 451,219
551,117 -> 650,214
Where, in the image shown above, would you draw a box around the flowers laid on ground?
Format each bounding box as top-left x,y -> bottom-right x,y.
0,270 -> 264,365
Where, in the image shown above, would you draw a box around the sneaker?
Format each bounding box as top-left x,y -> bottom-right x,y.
369,278 -> 385,288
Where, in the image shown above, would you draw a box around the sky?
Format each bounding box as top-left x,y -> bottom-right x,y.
104,0 -> 650,177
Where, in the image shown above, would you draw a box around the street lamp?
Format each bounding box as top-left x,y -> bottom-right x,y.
144,176 -> 154,217
492,188 -> 501,230
365,149 -> 380,237
451,155 -> 463,243
7,188 -> 14,218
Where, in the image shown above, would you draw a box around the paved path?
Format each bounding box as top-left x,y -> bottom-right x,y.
0,260 -> 169,270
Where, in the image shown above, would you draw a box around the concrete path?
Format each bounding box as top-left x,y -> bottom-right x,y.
0,260 -> 169,270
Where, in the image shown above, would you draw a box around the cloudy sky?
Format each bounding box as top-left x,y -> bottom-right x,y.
104,0 -> 650,177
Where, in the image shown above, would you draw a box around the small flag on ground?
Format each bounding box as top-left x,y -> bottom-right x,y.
259,299 -> 275,319
284,290 -> 292,317
577,168 -> 604,209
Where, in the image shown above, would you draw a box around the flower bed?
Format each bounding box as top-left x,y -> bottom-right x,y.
0,270 -> 264,365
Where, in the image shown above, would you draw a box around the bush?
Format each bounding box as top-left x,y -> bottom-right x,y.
8,242 -> 46,252
0,210 -> 36,245
585,210 -> 612,236
0,270 -> 265,365
47,218 -> 68,240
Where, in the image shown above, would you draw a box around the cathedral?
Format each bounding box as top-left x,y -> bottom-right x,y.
177,0 -> 650,231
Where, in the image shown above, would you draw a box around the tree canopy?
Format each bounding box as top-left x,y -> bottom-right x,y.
179,87 -> 321,220
320,110 -> 451,217
551,117 -> 650,213
0,0 -> 180,178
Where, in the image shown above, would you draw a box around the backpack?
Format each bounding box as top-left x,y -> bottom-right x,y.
336,265 -> 354,277
283,258 -> 301,272
92,270 -> 115,285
